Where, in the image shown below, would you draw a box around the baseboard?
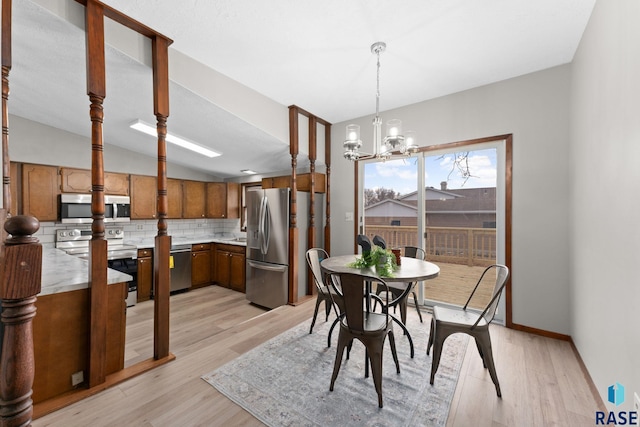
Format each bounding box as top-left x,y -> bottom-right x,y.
509,321 -> 570,340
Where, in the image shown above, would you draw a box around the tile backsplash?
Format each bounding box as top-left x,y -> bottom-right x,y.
36,218 -> 242,248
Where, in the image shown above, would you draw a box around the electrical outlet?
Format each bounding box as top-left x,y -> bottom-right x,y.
634,392 -> 640,412
71,371 -> 84,387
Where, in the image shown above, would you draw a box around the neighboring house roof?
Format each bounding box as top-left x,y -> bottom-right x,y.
400,187 -> 462,201
366,187 -> 497,216
426,187 -> 496,212
364,199 -> 418,217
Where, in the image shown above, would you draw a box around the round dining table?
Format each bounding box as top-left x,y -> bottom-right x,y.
320,254 -> 440,282
320,254 -> 440,357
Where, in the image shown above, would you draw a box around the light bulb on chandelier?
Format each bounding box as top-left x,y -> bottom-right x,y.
343,41 -> 418,161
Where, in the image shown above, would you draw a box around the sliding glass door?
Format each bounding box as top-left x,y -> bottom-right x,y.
360,139 -> 507,323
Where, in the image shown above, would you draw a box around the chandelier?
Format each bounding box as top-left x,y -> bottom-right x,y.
343,41 -> 418,161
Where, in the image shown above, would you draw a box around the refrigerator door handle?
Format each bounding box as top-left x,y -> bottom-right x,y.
262,198 -> 271,255
258,195 -> 267,255
247,260 -> 287,272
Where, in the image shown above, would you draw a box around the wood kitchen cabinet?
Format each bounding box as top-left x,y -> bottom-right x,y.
262,173 -> 326,193
206,182 -> 240,219
130,175 -> 157,219
214,244 -> 246,293
191,243 -> 212,288
9,161 -> 19,217
60,167 -> 130,195
183,180 -> 206,218
167,178 -> 183,219
21,163 -> 59,221
32,282 -> 126,404
137,248 -> 153,302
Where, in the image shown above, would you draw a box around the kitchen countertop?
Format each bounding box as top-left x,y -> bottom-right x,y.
126,235 -> 247,249
40,234 -> 245,296
40,248 -> 133,296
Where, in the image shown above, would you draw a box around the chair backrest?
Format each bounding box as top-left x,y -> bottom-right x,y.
404,246 -> 426,260
357,234 -> 372,252
329,272 -> 389,333
372,235 -> 386,249
306,248 -> 329,294
464,264 -> 510,327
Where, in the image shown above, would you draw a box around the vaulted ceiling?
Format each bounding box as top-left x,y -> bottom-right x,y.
9,0 -> 595,178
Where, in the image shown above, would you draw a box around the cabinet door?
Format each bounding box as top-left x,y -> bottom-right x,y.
130,175 -> 157,219
104,172 -> 130,196
226,182 -> 240,219
229,252 -> 246,293
183,180 -> 206,218
206,182 -> 227,218
137,254 -> 153,302
60,167 -> 91,193
167,179 -> 183,219
22,163 -> 59,221
191,249 -> 212,288
215,249 -> 231,288
9,162 -> 19,217
60,167 -> 130,195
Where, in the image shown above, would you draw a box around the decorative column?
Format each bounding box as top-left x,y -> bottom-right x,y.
0,215 -> 42,427
288,106 -> 299,305
2,0 -> 13,228
84,0 -> 109,388
307,116 -> 316,294
151,36 -> 171,359
324,123 -> 331,255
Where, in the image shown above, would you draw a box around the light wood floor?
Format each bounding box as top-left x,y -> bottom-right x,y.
33,285 -> 601,426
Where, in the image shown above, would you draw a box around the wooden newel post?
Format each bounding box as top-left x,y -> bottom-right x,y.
0,215 -> 42,427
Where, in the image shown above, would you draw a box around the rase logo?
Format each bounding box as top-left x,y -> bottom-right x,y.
595,382 -> 638,425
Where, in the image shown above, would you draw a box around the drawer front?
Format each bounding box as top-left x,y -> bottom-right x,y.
192,243 -> 211,252
217,244 -> 245,254
138,248 -> 152,257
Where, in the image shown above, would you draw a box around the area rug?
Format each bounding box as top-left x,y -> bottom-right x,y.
202,313 -> 468,427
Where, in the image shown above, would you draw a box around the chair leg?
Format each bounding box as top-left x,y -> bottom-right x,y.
324,297 -> 332,321
475,338 -> 487,368
426,318 -> 435,355
327,315 -> 341,347
399,298 -> 408,327
390,315 -> 414,358
368,342 -> 385,408
310,295 -> 322,334
412,291 -> 423,323
477,333 -> 502,397
429,328 -> 453,386
364,349 -> 369,378
388,330 -> 400,374
330,331 -> 349,392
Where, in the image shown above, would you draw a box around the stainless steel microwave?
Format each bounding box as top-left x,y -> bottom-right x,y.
59,194 -> 131,224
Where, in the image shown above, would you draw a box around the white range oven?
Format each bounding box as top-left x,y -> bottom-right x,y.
55,228 -> 138,306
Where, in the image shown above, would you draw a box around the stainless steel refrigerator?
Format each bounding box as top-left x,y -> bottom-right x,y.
245,188 -> 290,309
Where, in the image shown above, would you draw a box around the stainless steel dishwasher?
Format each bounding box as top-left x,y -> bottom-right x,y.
170,244 -> 192,292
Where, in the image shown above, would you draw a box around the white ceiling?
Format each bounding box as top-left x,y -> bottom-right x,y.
9,0 -> 595,179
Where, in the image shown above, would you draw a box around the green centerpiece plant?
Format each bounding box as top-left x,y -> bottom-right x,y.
348,245 -> 398,277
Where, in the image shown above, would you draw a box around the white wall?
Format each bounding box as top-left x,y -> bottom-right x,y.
570,0 -> 640,411
331,64 -> 572,334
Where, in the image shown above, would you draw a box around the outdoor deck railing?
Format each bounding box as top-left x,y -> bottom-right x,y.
364,225 -> 496,267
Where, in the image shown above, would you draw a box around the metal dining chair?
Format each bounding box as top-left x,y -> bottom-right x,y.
374,245 -> 425,324
305,248 -> 343,335
427,264 -> 510,397
327,272 -> 400,408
